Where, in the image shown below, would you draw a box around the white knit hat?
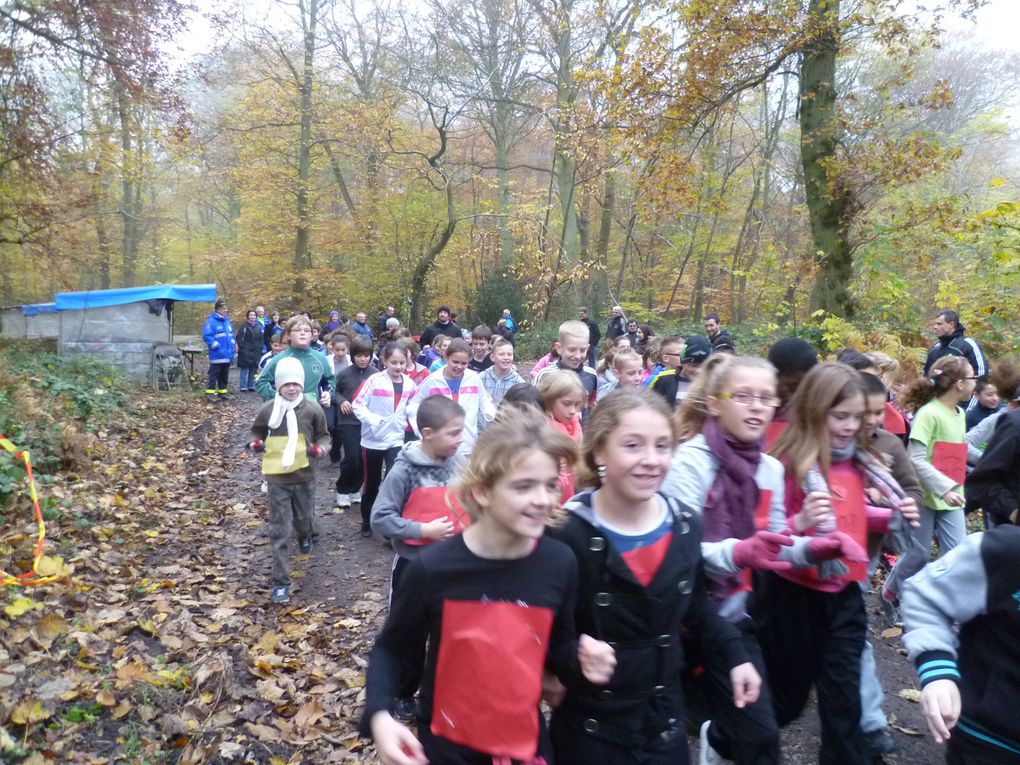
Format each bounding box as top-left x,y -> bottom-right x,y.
275,357 -> 305,389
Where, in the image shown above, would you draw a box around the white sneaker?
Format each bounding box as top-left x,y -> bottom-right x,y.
335,492 -> 351,509
260,480 -> 268,494
699,720 -> 732,765
350,492 -> 362,504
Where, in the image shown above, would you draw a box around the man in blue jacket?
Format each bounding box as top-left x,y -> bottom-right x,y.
203,299 -> 235,400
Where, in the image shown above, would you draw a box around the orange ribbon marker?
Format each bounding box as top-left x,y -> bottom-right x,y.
0,434 -> 60,587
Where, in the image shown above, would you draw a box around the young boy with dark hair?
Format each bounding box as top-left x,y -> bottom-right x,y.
532,320 -> 598,421
648,335 -> 711,409
408,338 -> 495,452
468,325 -> 494,372
333,335 -> 376,509
371,395 -> 467,590
250,357 -> 330,604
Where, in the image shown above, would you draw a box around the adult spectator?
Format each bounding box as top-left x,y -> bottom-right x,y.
500,308 -> 517,333
235,309 -> 264,392
419,305 -> 461,348
324,310 -> 342,334
202,299 -> 235,400
623,319 -> 640,348
605,305 -> 626,341
494,319 -> 515,345
578,306 -> 601,368
704,312 -> 735,352
376,305 -> 396,336
351,311 -> 374,341
255,305 -> 269,331
923,309 -> 987,378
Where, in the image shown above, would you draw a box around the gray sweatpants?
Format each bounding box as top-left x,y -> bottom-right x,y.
267,480 -> 314,586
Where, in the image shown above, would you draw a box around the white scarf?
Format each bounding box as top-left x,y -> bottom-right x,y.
268,394 -> 302,469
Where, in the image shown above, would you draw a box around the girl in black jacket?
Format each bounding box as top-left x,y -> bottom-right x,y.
235,310 -> 265,391
549,389 -> 760,764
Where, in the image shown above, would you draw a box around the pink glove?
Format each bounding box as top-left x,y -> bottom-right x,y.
866,504 -> 892,534
731,531 -> 795,572
306,444 -> 327,459
807,531 -> 868,563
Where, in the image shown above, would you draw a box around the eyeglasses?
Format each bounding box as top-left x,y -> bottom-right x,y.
718,392 -> 782,408
661,352 -> 681,358
964,376 -> 980,380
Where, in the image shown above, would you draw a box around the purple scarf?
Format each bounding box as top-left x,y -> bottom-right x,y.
701,418 -> 762,543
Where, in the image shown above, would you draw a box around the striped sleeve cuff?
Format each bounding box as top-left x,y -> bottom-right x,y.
916,651 -> 961,687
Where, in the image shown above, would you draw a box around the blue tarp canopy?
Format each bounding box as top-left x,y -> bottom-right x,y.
54,284 -> 218,311
22,303 -> 58,316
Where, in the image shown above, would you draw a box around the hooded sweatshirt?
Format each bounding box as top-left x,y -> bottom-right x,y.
370,442 -> 465,558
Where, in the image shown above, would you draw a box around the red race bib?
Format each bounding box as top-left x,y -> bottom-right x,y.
931,441 -> 967,486
431,600 -> 553,760
402,487 -> 470,547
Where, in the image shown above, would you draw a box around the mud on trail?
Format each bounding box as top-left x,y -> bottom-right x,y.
1,388 -> 943,764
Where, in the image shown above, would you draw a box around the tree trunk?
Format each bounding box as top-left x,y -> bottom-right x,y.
800,0 -> 853,317
294,0 -> 319,271
117,85 -> 139,287
592,170 -> 614,309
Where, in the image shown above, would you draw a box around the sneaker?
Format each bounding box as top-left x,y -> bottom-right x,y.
299,537 -> 313,554
881,597 -> 904,628
271,585 -> 289,604
360,525 -> 372,539
335,492 -> 351,509
863,728 -> 897,756
392,697 -> 416,725
260,480 -> 268,494
351,492 -> 362,504
698,720 -> 732,765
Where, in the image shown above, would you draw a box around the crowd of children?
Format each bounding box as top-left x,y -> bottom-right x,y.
237,303 -> 1016,764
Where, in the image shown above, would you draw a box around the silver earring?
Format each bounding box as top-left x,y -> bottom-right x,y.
596,464 -> 608,479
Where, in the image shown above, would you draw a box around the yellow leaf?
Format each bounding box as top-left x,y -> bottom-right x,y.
990,177 -> 1005,187
897,688 -> 922,703
96,689 -> 117,707
880,627 -> 902,639
34,554 -> 71,578
37,613 -> 68,641
294,700 -> 326,729
111,700 -> 132,719
4,597 -> 41,618
10,697 -> 53,724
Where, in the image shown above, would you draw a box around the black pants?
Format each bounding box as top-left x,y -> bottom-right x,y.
947,734 -> 1020,764
361,446 -> 400,529
685,620 -> 780,765
334,424 -> 363,494
205,362 -> 229,394
751,572 -> 869,765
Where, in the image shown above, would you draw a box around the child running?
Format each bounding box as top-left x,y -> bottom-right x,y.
249,357 -> 330,604
549,389 -> 761,765
611,348 -> 644,389
538,370 -> 585,502
408,338 -> 496,453
353,342 -> 417,538
902,523 -> 1020,764
467,325 -> 494,372
427,334 -> 451,373
883,355 -> 975,605
662,354 -> 805,765
333,335 -> 375,509
479,336 -> 524,407
362,408 -> 616,765
533,320 -> 598,423
754,362 -> 890,764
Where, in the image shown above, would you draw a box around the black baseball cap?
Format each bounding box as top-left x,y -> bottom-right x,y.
682,336 -> 712,363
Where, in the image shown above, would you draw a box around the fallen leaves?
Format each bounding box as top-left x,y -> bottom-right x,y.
9,697 -> 52,724
898,688 -> 923,703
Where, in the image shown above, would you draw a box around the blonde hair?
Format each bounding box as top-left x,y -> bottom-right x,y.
770,362 -> 872,484
578,389 -> 676,488
537,369 -> 585,408
284,315 -> 312,334
557,319 -> 590,344
863,351 -> 898,390
611,349 -> 642,373
452,407 -> 577,520
675,355 -> 776,442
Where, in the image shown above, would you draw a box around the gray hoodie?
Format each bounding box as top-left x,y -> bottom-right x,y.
370,441 -> 464,558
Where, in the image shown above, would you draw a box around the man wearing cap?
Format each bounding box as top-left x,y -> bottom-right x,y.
419,306 -> 461,348
648,335 -> 712,410
202,299 -> 235,401
606,305 -> 626,341
704,312 -> 736,353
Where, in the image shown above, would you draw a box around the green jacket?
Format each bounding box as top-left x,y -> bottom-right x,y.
256,347 -> 336,401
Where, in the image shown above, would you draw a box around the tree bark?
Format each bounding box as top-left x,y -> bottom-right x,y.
294,0 -> 319,271
800,0 -> 854,317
